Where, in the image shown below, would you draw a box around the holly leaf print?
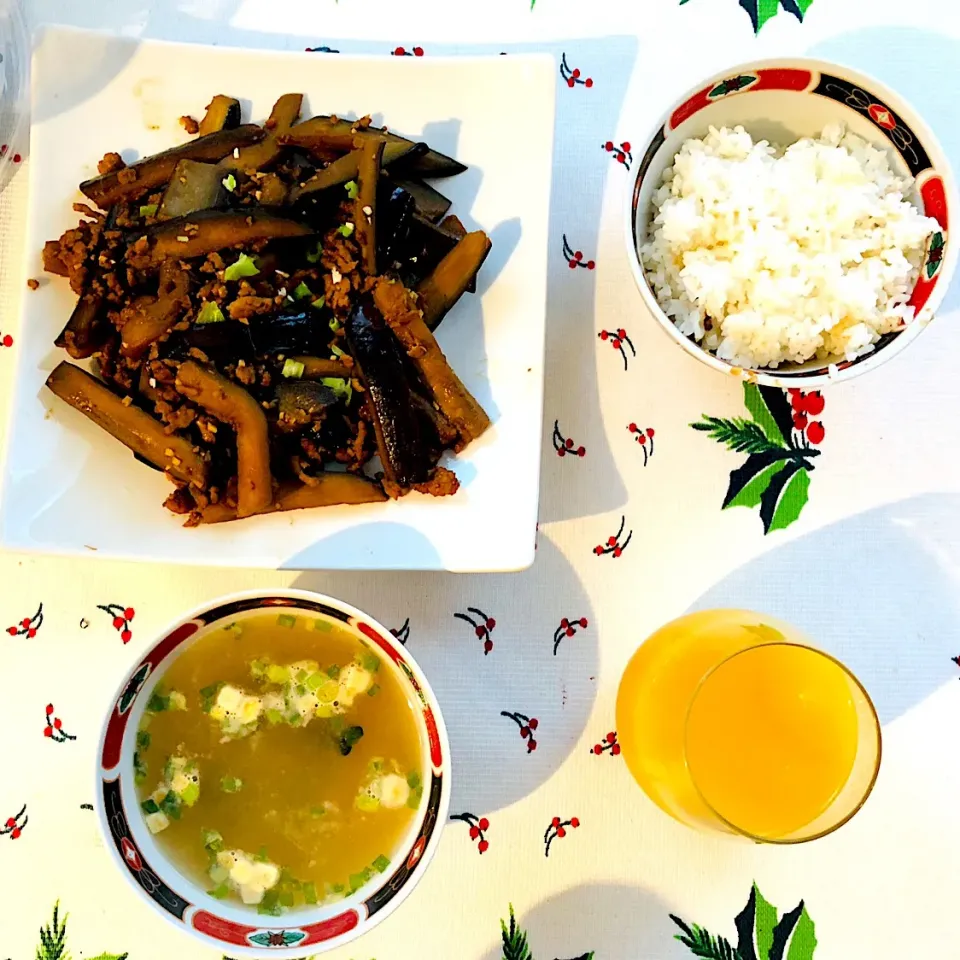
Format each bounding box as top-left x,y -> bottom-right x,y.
86,954 -> 129,960
691,417 -> 782,455
779,0 -> 814,20
723,452 -> 790,510
735,883 -> 778,960
759,460 -> 810,533
738,0 -> 780,31
743,384 -> 789,448
784,905 -> 817,960
756,385 -> 796,448
768,902 -> 807,960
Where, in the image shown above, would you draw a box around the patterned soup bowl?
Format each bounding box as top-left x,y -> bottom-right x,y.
95,589 -> 450,956
625,57 -> 958,388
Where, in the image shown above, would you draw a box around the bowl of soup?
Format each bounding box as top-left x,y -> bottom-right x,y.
95,589 -> 450,956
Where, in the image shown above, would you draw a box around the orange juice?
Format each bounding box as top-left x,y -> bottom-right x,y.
616,610 -> 880,842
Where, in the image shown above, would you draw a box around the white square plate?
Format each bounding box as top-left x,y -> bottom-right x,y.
1,28 -> 555,571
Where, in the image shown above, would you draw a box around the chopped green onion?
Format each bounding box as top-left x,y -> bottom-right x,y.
196,300 -> 225,324
314,619 -> 332,632
199,681 -> 224,713
139,203 -> 158,218
160,791 -> 182,820
136,730 -> 151,750
293,281 -> 313,300
366,683 -> 380,697
407,771 -> 422,790
224,252 -> 259,282
320,377 -> 352,403
221,173 -> 237,192
306,672 -> 326,691
305,241 -> 324,264
265,708 -> 283,725
202,828 -> 223,852
345,180 -> 359,200
258,889 -> 283,916
267,664 -> 290,684
224,621 -> 243,637
338,725 -> 364,756
255,845 -> 270,862
326,664 -> 341,679
134,752 -> 147,785
407,785 -> 423,809
180,782 -> 200,807
281,359 -> 304,379
220,776 -> 243,794
329,341 -> 344,356
277,613 -> 297,628
302,881 -> 318,905
141,798 -> 160,815
362,652 -> 381,673
372,854 -> 390,874
279,889 -> 295,907
310,806 -> 326,819
332,883 -> 346,895
338,222 -> 355,238
349,871 -> 368,893
311,296 -> 326,311
208,883 -> 229,899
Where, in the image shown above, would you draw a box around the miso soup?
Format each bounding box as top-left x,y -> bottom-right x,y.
135,610 -> 423,915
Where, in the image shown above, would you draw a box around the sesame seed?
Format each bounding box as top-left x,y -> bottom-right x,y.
208,423 -> 218,433
233,147 -> 240,159
177,235 -> 189,243
274,270 -> 289,278
362,205 -> 372,216
121,395 -> 133,407
331,268 -> 342,284
171,457 -> 182,467
277,287 -> 287,298
164,448 -> 174,457
148,378 -> 157,388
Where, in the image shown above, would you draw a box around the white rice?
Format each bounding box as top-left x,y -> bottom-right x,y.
640,124 -> 939,368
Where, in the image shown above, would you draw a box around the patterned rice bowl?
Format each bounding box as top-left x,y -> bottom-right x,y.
625,57 -> 958,388
95,589 -> 450,956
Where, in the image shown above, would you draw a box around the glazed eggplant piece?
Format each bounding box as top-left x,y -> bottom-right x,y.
291,116 -> 467,178
390,177 -> 452,223
394,215 -> 459,287
248,308 -> 328,356
377,185 -> 416,267
355,137 -> 384,275
287,141 -> 423,203
291,356 -> 353,379
345,298 -> 434,487
196,474 -> 386,523
46,362 -> 208,487
223,93 -> 303,173
79,125 -> 266,208
276,380 -> 339,431
174,361 -> 273,518
132,209 -> 313,262
157,160 -> 226,220
120,260 -> 190,358
161,320 -> 255,365
55,293 -> 110,360
417,230 -> 492,330
197,95 -> 242,136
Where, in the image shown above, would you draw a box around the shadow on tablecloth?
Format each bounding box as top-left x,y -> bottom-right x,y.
292,529 -> 598,813
689,492 -> 960,725
479,883 -> 687,960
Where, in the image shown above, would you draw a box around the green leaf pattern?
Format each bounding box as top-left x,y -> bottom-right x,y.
678,0 -> 817,33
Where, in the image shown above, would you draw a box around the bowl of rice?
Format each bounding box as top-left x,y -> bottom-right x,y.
626,58 -> 957,386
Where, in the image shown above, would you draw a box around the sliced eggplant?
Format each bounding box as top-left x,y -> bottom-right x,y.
79,125 -> 266,208
198,96 -> 242,136
248,308 -> 328,356
355,137 -> 384,276
417,230 -> 491,330
292,116 -> 466,178
158,160 -> 226,220
222,93 -> 302,173
345,298 -> 434,486
276,380 -> 338,431
46,362 -> 208,487
377,185 -> 416,268
258,172 -> 289,206
394,215 -> 459,287
120,260 -> 190,358
291,356 -> 352,379
287,141 -> 422,204
161,320 -> 255,365
55,293 -> 110,359
390,177 -> 452,223
132,209 -> 313,262
174,361 -> 273,518
196,473 -> 386,523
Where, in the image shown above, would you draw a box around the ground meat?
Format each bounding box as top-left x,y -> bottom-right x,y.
373,277 -> 424,355
26,278 -> 39,291
228,296 -> 275,320
97,152 -> 126,175
163,486 -> 196,514
42,241 -> 69,277
413,466 -> 460,498
117,167 -> 138,185
179,115 -> 200,135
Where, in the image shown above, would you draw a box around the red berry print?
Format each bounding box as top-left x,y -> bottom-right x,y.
627,423 -> 657,465
603,139 -> 634,168
450,812 -> 490,855
793,413 -> 808,430
413,46 -> 424,56
594,516 -> 632,559
544,816 -> 580,857
455,607 -> 496,655
552,420 -> 585,459
562,234 -> 596,273
804,392 -> 825,416
560,53 -> 593,91
554,615 -> 588,654
592,730 -> 621,758
394,46 -> 406,55
392,44 -> 424,57
806,421 -> 825,445
43,703 -> 76,743
1,333 -> 13,348
604,141 -> 614,152
502,711 -> 539,753
7,603 -> 43,639
99,603 -> 134,644
10,828 -> 21,839
598,328 -> 636,370
4,818 -> 13,829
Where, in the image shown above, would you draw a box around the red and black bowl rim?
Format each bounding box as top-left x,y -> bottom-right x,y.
97,592 -> 448,953
630,61 -> 952,380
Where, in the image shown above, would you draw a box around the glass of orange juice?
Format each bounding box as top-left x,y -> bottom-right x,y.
616,609 -> 881,843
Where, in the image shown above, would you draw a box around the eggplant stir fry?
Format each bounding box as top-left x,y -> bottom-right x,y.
42,94 -> 492,525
